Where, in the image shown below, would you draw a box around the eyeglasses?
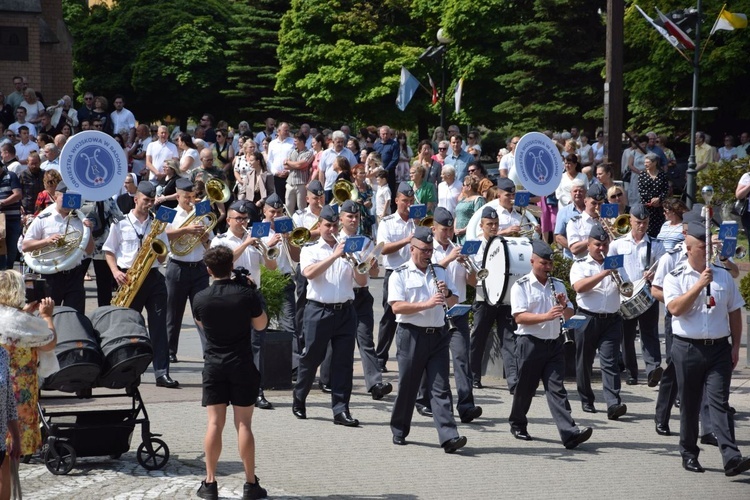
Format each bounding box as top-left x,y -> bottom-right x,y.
610,193 -> 624,199
84,97 -> 93,100
413,245 -> 433,254
216,134 -> 223,138
438,147 -> 447,151
468,169 -> 476,173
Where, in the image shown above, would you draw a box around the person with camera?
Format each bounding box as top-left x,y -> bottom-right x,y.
192,245 -> 269,500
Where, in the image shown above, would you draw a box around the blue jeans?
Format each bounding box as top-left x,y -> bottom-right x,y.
0,217 -> 22,270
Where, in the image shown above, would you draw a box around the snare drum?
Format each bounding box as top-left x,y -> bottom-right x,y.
481,236 -> 532,306
619,278 -> 655,320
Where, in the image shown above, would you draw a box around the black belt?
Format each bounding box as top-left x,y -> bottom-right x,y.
170,259 -> 204,268
673,335 -> 729,346
579,308 -> 620,319
308,299 -> 352,310
402,323 -> 443,334
354,286 -> 369,294
50,263 -> 84,276
525,334 -> 562,345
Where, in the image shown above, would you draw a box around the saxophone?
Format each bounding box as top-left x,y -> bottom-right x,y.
111,216 -> 169,308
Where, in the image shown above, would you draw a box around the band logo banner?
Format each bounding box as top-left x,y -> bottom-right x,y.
59,131 -> 128,201
515,132 -> 564,197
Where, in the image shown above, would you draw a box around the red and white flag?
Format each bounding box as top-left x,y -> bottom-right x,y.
428,74 -> 438,105
656,7 -> 695,50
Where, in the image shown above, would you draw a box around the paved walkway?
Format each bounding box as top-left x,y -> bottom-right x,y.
20,276 -> 750,499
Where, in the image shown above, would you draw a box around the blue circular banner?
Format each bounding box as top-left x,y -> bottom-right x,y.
515,132 -> 564,197
59,131 -> 128,201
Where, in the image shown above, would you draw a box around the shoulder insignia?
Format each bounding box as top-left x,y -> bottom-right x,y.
570,215 -> 581,221
295,209 -> 304,215
394,264 -> 408,272
382,214 -> 396,221
667,243 -> 683,255
216,233 -> 227,239
37,212 -> 51,219
669,265 -> 685,277
516,276 -> 530,284
574,257 -> 586,263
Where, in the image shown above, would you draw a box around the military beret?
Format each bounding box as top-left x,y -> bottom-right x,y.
137,181 -> 156,197
531,240 -> 554,260
497,177 -> 516,193
481,206 -> 498,220
265,193 -> 283,209
682,206 -> 704,224
629,203 -> 649,220
589,223 -> 610,242
413,226 -> 433,245
55,181 -> 68,193
307,180 -> 324,196
586,183 -> 606,201
397,182 -> 415,197
175,178 -> 194,192
686,221 -> 707,241
433,207 -> 454,227
319,204 -> 338,223
229,200 -> 249,213
340,199 -> 359,214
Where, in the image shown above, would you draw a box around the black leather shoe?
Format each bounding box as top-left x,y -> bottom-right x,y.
379,364 -> 389,373
674,398 -> 680,408
700,433 -> 718,447
155,375 -> 179,388
682,458 -> 705,473
472,380 -> 483,389
729,405 -> 736,415
333,410 -> 359,427
655,423 -> 671,436
564,427 -> 593,450
416,406 -> 433,417
511,428 -> 532,441
626,377 -> 638,386
724,455 -> 750,477
460,406 -> 483,424
255,395 -> 273,410
370,382 -> 393,401
169,354 -> 178,364
607,403 -> 627,420
647,366 -> 664,387
292,397 -> 306,419
581,403 -> 597,414
442,436 -> 467,454
392,435 -> 406,446
318,381 -> 332,393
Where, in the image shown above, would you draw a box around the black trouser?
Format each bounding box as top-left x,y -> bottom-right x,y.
576,311 -> 623,408
621,300 -> 661,379
46,262 -> 87,314
390,323 -> 459,445
387,167 -> 397,213
510,335 -> 579,444
416,315 -> 475,418
470,302 -> 517,390
320,287 -> 382,391
294,300 -> 356,415
293,265 -> 308,370
92,259 -> 114,307
672,336 -> 739,467
273,175 -> 287,203
127,267 -> 170,379
376,269 -> 398,370
166,260 -> 209,357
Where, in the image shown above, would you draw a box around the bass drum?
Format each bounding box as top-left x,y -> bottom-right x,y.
481,236 -> 533,306
465,199 -> 539,241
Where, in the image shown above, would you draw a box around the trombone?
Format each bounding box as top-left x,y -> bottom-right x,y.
448,241 -> 488,279
242,225 -> 280,260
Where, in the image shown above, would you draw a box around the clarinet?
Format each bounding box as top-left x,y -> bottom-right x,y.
428,263 -> 458,334
548,273 -> 573,344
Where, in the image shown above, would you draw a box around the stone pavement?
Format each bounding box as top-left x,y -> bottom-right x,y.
19,276 -> 750,499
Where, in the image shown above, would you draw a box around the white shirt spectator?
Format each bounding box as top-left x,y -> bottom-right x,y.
318,147 -> 358,191
438,179 -> 462,213
266,137 -> 295,176
9,122 -> 37,137
145,139 -> 178,182
110,108 -> 137,137
374,183 -> 391,218
14,140 -> 38,164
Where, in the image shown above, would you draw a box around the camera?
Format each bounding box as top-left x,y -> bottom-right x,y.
25,276 -> 49,303
231,267 -> 257,290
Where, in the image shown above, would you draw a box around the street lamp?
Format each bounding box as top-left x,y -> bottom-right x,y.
419,30 -> 451,130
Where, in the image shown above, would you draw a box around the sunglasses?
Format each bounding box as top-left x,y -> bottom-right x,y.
438,147 -> 447,151
610,193 -> 624,199
468,169 -> 476,173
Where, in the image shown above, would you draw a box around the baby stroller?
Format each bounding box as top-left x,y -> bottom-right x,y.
38,306 -> 169,475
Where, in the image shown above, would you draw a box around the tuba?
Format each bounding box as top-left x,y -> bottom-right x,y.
170,178 -> 231,256
111,216 -> 169,308
24,210 -> 92,274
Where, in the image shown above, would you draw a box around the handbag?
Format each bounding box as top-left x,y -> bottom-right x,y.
731,198 -> 747,217
622,170 -> 631,183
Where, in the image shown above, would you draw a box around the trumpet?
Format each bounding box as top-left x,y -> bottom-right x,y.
332,233 -> 366,272
355,241 -> 384,274
330,179 -> 359,205
611,268 -> 633,296
243,226 -> 280,260
514,206 -> 539,238
712,241 -> 746,262
284,207 -> 319,247
448,241 -> 488,279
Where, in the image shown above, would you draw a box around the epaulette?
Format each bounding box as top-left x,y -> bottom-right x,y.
570,215 -> 581,222
394,264 -> 408,272
215,233 -> 226,239
574,257 -> 586,263
516,275 -> 530,284
37,212 -> 51,219
382,214 -> 396,221
667,243 -> 683,254
669,265 -> 685,277
295,209 -> 304,215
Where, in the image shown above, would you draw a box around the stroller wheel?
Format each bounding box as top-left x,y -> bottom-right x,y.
44,442 -> 76,475
137,438 -> 169,470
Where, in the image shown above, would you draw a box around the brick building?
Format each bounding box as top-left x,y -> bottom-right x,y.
0,0 -> 73,103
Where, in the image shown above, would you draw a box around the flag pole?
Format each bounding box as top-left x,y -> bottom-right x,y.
701,4 -> 726,62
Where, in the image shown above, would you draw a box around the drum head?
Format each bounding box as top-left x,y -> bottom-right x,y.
482,236 -> 509,306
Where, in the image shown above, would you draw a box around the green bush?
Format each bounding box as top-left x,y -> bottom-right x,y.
696,158 -> 750,206
740,273 -> 750,311
260,267 -> 292,324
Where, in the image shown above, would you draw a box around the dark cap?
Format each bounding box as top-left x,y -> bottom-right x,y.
175,178 -> 194,192
433,207 -> 454,227
55,181 -> 68,193
481,206 -> 498,220
307,179 -> 324,196
265,193 -> 283,209
397,182 -> 415,197
340,199 -> 358,214
588,223 -> 609,242
686,221 -> 707,241
413,226 -> 433,244
137,181 -> 156,197
630,203 -> 649,220
682,207 -> 704,224
319,204 -> 339,223
497,177 -> 516,193
531,240 -> 554,260
586,183 -> 606,201
229,200 -> 249,213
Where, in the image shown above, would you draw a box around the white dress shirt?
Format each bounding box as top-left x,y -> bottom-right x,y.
110,108 -> 136,136
388,260 -> 457,327
652,243 -> 686,289
292,208 -> 320,231
497,205 -> 523,231
300,238 -> 355,303
432,239 -> 468,302
103,213 -> 169,269
437,179 -> 462,213
570,254 -> 621,313
566,212 -> 599,258
266,137 -> 295,175
210,230 -> 263,286
511,272 -> 573,340
167,206 -> 212,263
377,213 -> 413,270
471,236 -> 491,302
145,140 -> 179,181
25,208 -> 87,267
318,148 -> 358,191
608,232 -> 665,284
262,227 -> 294,275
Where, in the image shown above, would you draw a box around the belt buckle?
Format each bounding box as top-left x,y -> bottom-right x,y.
704,339 -> 715,345
424,327 -> 437,334
332,303 -> 343,310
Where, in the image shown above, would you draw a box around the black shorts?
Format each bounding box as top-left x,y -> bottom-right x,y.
202,360 -> 260,407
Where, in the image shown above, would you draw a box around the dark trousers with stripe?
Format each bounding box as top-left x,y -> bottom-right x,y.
576,312 -> 623,408
128,267 -> 170,379
376,269 -> 398,370
621,300 -> 661,379
470,302 -> 517,390
46,262 -> 87,314
166,260 -> 209,357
